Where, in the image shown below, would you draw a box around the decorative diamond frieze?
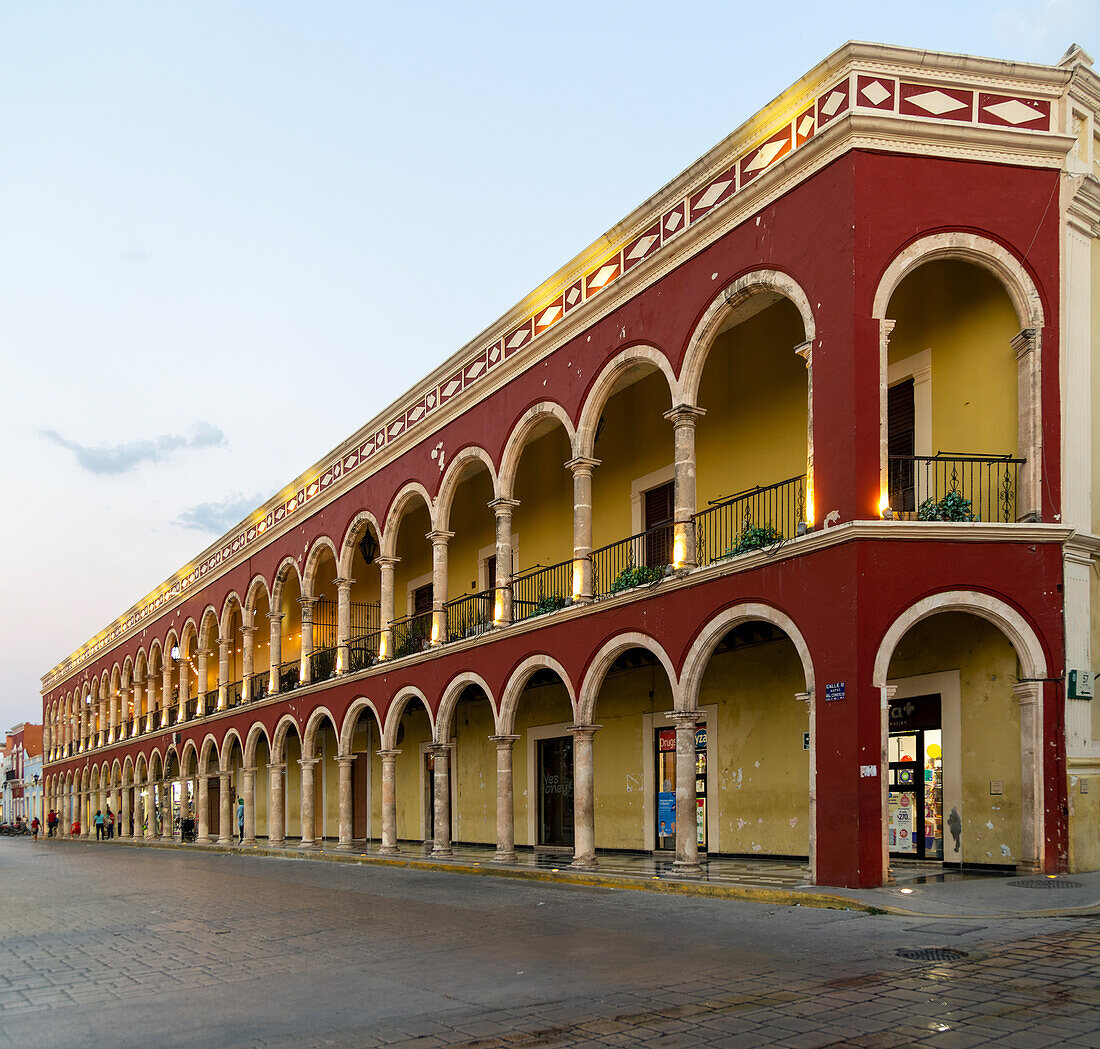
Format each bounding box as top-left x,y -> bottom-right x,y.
978,93 -> 1050,130
857,75 -> 896,111
900,83 -> 973,121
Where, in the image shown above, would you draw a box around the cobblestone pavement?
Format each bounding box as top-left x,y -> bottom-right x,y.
0,840 -> 1097,1049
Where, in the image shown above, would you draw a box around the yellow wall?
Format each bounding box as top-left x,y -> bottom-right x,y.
696,299 -> 807,509
285,732 -> 302,839
1091,237 -> 1100,534
280,574 -> 303,665
1069,774 -> 1100,873
513,679 -> 574,848
451,696 -> 498,843
513,426 -> 573,572
888,612 -> 1022,865
888,260 -> 1019,456
445,467 -> 496,601
252,592 -> 272,675
254,739 -> 270,837
394,503 -> 432,614
394,703 -> 432,841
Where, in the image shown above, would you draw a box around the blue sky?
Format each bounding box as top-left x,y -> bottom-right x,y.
1,0 -> 1094,727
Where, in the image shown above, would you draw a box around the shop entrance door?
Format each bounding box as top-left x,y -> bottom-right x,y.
208,777 -> 220,838
655,724 -> 708,852
888,694 -> 943,860
537,737 -> 574,848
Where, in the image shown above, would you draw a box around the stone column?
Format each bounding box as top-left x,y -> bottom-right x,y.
1016,682 -> 1043,873
240,624 -> 256,702
1012,328 -> 1042,521
159,780 -> 171,840
335,577 -> 354,674
268,613 -> 284,694
161,661 -> 172,729
429,744 -> 452,856
217,637 -> 230,710
336,755 -> 355,849
99,679 -> 109,746
669,711 -> 701,874
489,499 -> 519,625
378,749 -> 400,853
299,598 -> 315,684
218,772 -> 233,845
177,771 -> 188,841
268,763 -> 286,845
241,766 -> 257,845
427,531 -> 454,646
377,557 -> 399,660
196,649 -> 208,714
795,340 -> 815,528
299,757 -> 319,847
197,774 -> 210,843
567,457 -> 600,602
569,725 -> 600,869
146,675 -> 156,733
663,406 -> 705,569
120,783 -> 131,839
108,685 -> 118,743
79,699 -> 88,751
490,735 -> 519,862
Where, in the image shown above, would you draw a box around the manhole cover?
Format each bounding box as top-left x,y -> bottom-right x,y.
1009,878 -> 1084,890
895,947 -> 967,962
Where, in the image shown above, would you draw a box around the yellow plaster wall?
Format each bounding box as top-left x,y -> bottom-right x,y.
317,724 -> 339,838
254,742 -> 270,837
695,299 -> 808,509
591,370 -> 675,548
280,575 -> 303,665
1069,774 -> 1100,872
445,468 -> 496,601
284,733 -> 302,840
1092,570 -> 1100,746
252,593 -> 272,675
394,704 -> 432,841
394,503 -> 433,614
452,697 -> 498,844
888,613 -> 1022,865
888,260 -> 1019,456
513,427 -> 573,572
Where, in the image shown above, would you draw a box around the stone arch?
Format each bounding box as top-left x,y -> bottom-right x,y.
576,345 -> 678,459
434,672 -> 495,742
577,632 -> 680,724
180,739 -> 199,775
198,606 -> 220,647
244,722 -> 271,767
244,574 -> 270,614
122,755 -> 134,786
339,698 -> 384,756
434,445 -> 501,532
497,654 -> 578,735
680,603 -> 816,710
381,481 -> 436,559
678,269 -> 817,407
198,734 -> 220,776
302,535 -> 340,600
220,728 -> 245,771
271,713 -> 302,760
303,706 -> 339,757
382,686 -> 434,750
338,510 -> 384,579
498,401 -> 579,501
219,592 -> 244,638
122,655 -> 134,687
872,589 -> 1046,687
270,557 -> 302,610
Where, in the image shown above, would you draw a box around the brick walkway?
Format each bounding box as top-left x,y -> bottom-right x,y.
0,839 -> 1097,1049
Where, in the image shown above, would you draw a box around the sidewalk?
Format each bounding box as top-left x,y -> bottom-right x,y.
44,834 -> 1100,918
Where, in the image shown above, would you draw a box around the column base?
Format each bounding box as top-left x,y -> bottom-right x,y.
269,838 -> 286,847
431,845 -> 453,857
672,860 -> 702,877
217,836 -> 233,846
335,840 -> 355,851
378,845 -> 399,855
570,856 -> 597,870
197,835 -> 211,845
492,850 -> 516,864
1017,858 -> 1042,874
242,837 -> 256,847
299,839 -> 319,850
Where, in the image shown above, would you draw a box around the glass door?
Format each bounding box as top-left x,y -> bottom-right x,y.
537,737 -> 574,848
888,732 -> 921,856
654,724 -> 708,852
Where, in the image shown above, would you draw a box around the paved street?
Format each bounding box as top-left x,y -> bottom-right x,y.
0,840 -> 1097,1049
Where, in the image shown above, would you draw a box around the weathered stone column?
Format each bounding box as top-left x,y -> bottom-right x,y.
268,763 -> 286,845
299,598 -> 315,685
669,711 -> 701,874
1016,682 -> 1043,872
488,499 -> 519,625
217,637 -> 230,710
108,684 -> 118,743
427,531 -> 454,646
490,734 -> 519,862
99,679 -> 109,746
299,757 -> 319,847
197,774 -> 210,843
161,661 -> 172,728
177,659 -> 189,723
570,724 -> 600,869
241,766 -> 256,845
336,755 -> 355,849
567,457 -> 600,602
795,340 -> 814,528
240,623 -> 256,702
378,749 -> 400,853
1012,328 -> 1042,521
120,783 -> 131,839
377,557 -> 399,661
177,771 -> 188,841
335,577 -> 354,674
267,613 -> 283,694
159,780 -> 171,840
429,744 -> 452,856
218,772 -> 233,845
146,675 -> 157,733
196,649 -> 209,715
663,406 -> 705,569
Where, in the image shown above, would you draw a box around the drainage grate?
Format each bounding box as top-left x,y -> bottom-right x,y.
895,947 -> 968,962
1009,878 -> 1084,890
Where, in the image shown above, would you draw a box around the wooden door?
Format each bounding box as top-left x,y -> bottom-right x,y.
208,777 -> 220,837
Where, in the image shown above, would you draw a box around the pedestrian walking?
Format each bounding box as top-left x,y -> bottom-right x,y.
47,809 -> 58,837
30,816 -> 40,842
70,818 -> 81,838
94,809 -> 105,841
237,797 -> 244,843
106,808 -> 115,839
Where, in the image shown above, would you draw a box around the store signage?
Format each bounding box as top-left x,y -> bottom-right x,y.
694,726 -> 707,750
1069,669 -> 1093,700
825,682 -> 845,702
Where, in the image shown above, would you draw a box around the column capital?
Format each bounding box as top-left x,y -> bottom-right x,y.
794,340 -> 812,364
216,637 -> 230,648
239,766 -> 257,775
426,529 -> 455,545
1013,681 -> 1042,704
881,684 -> 898,703
298,757 -> 320,769
335,754 -> 357,768
218,770 -> 232,782
565,456 -> 601,474
662,404 -> 706,425
879,317 -> 897,341
267,762 -> 286,774
334,577 -> 355,589
375,555 -> 400,569
489,734 -> 521,745
488,497 -> 521,515
377,748 -> 401,759
794,691 -> 811,704
240,625 -> 257,638
267,612 -> 285,623
665,709 -> 701,724
427,741 -> 453,755
298,596 -> 316,609
569,723 -> 602,739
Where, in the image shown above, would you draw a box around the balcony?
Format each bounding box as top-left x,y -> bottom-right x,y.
348,631 -> 382,673
309,648 -> 337,684
511,559 -> 573,622
250,671 -> 269,702
390,611 -> 433,659
887,454 -> 1024,523
278,661 -> 300,693
445,591 -> 494,643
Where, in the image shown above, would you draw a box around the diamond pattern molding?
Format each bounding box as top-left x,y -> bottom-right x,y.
42,67 -> 1055,690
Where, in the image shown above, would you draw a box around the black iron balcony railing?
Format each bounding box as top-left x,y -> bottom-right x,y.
446,591 -> 494,642
347,631 -> 382,673
693,474 -> 807,568
887,453 -> 1024,523
203,689 -> 218,714
225,680 -> 243,708
310,647 -> 337,683
278,661 -> 300,693
184,697 -> 198,722
591,522 -> 674,600
511,559 -> 573,622
390,610 -> 433,659
250,670 -> 269,702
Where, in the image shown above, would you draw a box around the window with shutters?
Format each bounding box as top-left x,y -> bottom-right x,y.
412,583 -> 433,617
644,481 -> 674,567
887,378 -> 916,512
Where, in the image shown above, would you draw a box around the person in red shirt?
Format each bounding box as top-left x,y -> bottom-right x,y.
30,817 -> 40,843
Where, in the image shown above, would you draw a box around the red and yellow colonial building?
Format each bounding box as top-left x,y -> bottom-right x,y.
41,42 -> 1100,888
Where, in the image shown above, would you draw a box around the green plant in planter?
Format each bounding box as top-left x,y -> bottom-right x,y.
917,491 -> 974,522
610,564 -> 666,593
720,523 -> 784,559
533,594 -> 568,616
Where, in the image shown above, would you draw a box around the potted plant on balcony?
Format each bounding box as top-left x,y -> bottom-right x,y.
719,522 -> 784,560
917,491 -> 975,522
610,564 -> 667,593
